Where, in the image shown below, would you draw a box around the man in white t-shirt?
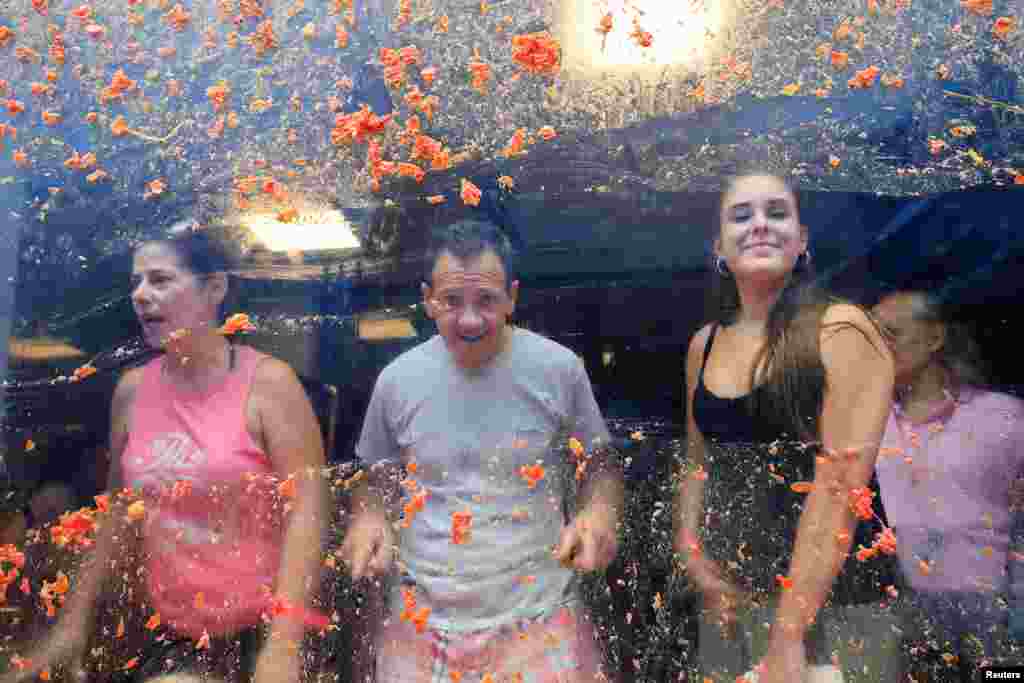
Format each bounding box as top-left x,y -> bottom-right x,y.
340,219 -> 623,683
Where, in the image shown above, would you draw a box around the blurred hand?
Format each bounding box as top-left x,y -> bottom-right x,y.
554,503 -> 619,572
1010,476 -> 1024,510
253,639 -> 301,683
339,510 -> 396,580
755,636 -> 807,683
686,554 -> 747,634
1010,607 -> 1024,641
2,619 -> 89,683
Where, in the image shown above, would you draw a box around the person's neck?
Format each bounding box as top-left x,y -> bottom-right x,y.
898,365 -> 950,415
164,331 -> 231,387
732,279 -> 785,333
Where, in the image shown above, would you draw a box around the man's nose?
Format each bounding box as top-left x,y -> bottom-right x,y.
457,306 -> 484,327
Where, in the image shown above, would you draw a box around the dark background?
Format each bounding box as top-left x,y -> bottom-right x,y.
5,185 -> 1024,487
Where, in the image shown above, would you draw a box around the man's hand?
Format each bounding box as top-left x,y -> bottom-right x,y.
339,509 -> 396,580
554,502 -> 619,572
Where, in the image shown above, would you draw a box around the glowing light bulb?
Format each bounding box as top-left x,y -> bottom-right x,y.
240,204 -> 360,253
562,0 -> 722,72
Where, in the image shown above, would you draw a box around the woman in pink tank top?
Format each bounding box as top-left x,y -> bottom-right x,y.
12,224 -> 327,683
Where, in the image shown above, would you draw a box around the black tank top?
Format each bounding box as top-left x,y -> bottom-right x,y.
691,323 -> 892,604
693,323 -> 792,445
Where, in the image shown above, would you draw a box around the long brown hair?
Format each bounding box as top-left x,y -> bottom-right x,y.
709,172 -> 882,444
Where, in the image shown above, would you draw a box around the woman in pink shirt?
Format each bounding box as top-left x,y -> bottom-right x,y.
10,223 -> 327,683
873,289 -> 1024,680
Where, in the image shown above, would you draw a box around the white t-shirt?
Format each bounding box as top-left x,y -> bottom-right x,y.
356,327 -> 611,632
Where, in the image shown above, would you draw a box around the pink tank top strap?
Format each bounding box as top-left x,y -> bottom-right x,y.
220,343 -> 266,437
229,344 -> 268,453
223,343 -> 266,393
127,351 -> 165,423
122,355 -> 168,464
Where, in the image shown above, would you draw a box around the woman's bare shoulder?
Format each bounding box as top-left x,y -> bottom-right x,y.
110,367 -> 145,453
112,367 -> 145,413
248,355 -> 310,415
819,302 -> 891,363
251,354 -> 301,390
821,303 -> 885,339
687,323 -> 715,356
821,302 -> 874,326
685,323 -> 715,375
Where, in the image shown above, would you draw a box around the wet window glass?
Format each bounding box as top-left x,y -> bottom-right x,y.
0,0 -> 1022,682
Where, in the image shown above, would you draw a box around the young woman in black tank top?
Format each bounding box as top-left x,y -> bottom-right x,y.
674,172 -> 894,683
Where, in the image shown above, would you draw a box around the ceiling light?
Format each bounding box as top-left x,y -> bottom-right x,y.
239,202 -> 361,253
358,318 -> 417,342
562,0 -> 721,72
9,337 -> 86,362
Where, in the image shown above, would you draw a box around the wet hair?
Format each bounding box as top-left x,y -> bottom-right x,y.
893,290 -> 989,391
707,170 -> 884,443
424,219 -> 519,292
139,220 -> 240,318
155,220 -> 240,277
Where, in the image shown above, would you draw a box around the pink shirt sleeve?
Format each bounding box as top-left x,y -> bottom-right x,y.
1004,397 -> 1024,605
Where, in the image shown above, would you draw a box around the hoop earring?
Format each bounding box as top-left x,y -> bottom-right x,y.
715,255 -> 731,278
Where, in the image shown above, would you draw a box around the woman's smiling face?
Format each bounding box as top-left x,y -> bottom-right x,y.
716,174 -> 808,282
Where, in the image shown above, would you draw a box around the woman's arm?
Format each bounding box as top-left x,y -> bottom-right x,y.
674,325 -> 740,603
59,369 -> 139,629
674,325 -> 711,561
6,370 -> 140,682
249,359 -> 328,642
768,304 -> 894,645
